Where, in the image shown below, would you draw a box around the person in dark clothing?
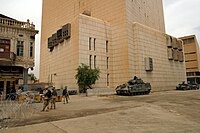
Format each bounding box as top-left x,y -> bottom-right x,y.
51,87 -> 57,109
39,88 -> 44,103
10,87 -> 17,100
42,88 -> 52,111
62,86 -> 69,104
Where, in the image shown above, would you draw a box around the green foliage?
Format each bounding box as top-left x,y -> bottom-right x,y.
75,63 -> 100,90
28,73 -> 37,82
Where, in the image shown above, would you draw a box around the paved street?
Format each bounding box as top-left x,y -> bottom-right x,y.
1,90 -> 200,133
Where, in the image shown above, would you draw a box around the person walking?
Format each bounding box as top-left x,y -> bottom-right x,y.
42,88 -> 52,111
39,88 -> 43,103
51,87 -> 57,109
62,86 -> 70,104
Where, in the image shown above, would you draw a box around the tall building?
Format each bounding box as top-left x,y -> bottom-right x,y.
0,14 -> 38,99
179,35 -> 200,84
40,0 -> 186,91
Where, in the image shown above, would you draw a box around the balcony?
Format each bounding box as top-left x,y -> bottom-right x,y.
0,17 -> 35,30
0,52 -> 16,61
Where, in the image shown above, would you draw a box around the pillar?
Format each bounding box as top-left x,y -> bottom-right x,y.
3,80 -> 6,100
23,68 -> 28,90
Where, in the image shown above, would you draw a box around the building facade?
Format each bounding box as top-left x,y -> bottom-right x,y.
40,0 -> 186,91
179,35 -> 200,84
0,14 -> 38,99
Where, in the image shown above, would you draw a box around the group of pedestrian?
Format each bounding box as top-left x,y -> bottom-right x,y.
41,87 -> 57,111
41,86 -> 70,112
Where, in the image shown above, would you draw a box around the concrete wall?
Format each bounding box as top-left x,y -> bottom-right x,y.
40,0 -> 186,91
79,15 -> 112,88
131,23 -> 186,90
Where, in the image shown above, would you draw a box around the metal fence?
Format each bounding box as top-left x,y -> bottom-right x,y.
0,94 -> 42,129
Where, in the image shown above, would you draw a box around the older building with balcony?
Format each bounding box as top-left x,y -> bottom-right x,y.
0,14 -> 38,99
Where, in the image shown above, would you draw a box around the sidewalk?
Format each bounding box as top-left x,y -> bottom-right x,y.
1,91 -> 200,133
0,95 -> 119,133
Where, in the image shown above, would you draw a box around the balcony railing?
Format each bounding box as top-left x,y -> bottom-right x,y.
0,52 -> 16,61
0,18 -> 35,30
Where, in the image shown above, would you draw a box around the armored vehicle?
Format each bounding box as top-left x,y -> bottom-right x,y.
116,76 -> 151,96
176,81 -> 199,90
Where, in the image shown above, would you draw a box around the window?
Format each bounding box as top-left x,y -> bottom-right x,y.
107,74 -> 109,86
94,38 -> 96,51
106,57 -> 109,69
16,41 -> 24,56
186,72 -> 195,76
196,72 -> 200,76
89,55 -> 92,68
89,37 -> 91,50
30,42 -> 33,57
106,40 -> 108,53
30,36 -> 35,39
94,55 -> 96,68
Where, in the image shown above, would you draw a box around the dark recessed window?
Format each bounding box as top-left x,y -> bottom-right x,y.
89,37 -> 91,50
30,36 -> 35,39
94,38 -> 96,51
89,55 -> 92,68
106,40 -> 108,53
30,42 -> 33,57
94,55 -> 96,68
107,57 -> 109,69
107,74 -> 109,86
16,41 -> 24,56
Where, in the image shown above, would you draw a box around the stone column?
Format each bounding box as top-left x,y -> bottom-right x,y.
3,80 -> 6,100
23,68 -> 28,90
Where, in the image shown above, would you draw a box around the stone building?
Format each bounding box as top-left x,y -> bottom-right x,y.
179,35 -> 200,84
40,0 -> 186,91
0,14 -> 38,99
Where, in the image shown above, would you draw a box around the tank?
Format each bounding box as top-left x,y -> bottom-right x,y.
116,76 -> 151,96
176,81 -> 199,90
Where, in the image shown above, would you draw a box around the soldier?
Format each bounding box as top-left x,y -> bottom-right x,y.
62,86 -> 70,104
51,87 -> 57,109
39,88 -> 43,103
42,88 -> 52,111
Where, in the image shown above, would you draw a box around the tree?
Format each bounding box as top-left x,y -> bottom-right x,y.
75,63 -> 100,93
28,73 -> 37,83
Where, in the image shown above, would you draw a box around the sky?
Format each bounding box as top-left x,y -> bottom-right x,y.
0,0 -> 200,78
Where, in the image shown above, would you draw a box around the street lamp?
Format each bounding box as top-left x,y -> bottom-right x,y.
50,73 -> 57,84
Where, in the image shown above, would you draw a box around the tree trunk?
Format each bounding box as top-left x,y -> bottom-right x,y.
86,89 -> 88,96
87,85 -> 92,89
